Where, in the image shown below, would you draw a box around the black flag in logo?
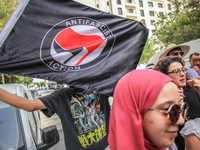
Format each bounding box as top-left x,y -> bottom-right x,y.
0,0 -> 148,96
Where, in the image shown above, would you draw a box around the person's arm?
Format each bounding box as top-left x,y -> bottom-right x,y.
0,88 -> 46,112
185,134 -> 200,150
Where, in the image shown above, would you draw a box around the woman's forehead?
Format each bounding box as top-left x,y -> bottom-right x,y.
155,82 -> 179,105
169,62 -> 183,69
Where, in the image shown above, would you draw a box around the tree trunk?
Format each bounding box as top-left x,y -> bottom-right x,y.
9,74 -> 11,83
1,74 -> 5,84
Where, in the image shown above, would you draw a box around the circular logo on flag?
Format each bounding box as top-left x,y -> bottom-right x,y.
40,17 -> 115,71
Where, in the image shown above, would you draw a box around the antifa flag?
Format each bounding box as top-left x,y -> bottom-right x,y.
0,0 -> 148,96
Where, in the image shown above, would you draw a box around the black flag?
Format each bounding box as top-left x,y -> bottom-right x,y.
0,0 -> 148,96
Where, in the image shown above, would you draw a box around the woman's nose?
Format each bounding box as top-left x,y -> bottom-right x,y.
179,71 -> 185,76
176,113 -> 185,125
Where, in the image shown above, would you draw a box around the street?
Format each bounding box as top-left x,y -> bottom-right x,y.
38,90 -> 65,150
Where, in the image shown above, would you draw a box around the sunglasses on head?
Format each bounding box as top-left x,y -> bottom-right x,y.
148,102 -> 189,124
172,51 -> 184,56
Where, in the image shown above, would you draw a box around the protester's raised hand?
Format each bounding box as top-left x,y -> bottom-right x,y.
196,76 -> 200,80
188,78 -> 200,95
139,21 -> 146,28
186,77 -> 194,87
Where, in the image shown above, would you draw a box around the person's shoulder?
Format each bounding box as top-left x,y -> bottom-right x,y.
187,67 -> 199,78
187,67 -> 196,72
42,87 -> 70,98
187,68 -> 197,74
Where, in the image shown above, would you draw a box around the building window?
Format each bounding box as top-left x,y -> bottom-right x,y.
107,2 -> 109,6
158,3 -> 163,8
117,0 -> 121,4
149,11 -> 155,16
140,10 -> 144,16
159,12 -> 164,16
148,2 -> 153,7
129,9 -> 133,13
127,0 -> 132,3
168,4 -> 171,10
97,4 -> 99,8
118,8 -> 123,15
139,1 -> 143,7
150,20 -> 155,25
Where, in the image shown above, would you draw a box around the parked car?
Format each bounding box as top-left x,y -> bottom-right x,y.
30,89 -> 42,99
0,84 -> 59,150
28,85 -> 38,90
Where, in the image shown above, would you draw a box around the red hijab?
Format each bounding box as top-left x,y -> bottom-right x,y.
108,69 -> 176,150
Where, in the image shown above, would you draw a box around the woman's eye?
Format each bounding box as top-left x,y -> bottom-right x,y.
163,107 -> 169,111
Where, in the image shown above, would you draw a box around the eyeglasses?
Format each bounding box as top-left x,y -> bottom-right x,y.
148,102 -> 189,124
168,67 -> 187,75
172,51 -> 184,56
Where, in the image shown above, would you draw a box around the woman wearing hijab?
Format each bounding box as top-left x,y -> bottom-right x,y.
108,69 -> 188,150
154,56 -> 200,150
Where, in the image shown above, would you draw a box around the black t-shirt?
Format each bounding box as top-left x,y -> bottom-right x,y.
39,87 -> 110,150
175,86 -> 200,150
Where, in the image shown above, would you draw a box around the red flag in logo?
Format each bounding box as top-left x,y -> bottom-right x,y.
55,28 -> 106,65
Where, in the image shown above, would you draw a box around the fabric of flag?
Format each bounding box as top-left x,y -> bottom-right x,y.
0,0 -> 148,96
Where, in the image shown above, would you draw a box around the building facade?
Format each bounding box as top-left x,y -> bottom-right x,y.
74,0 -> 111,13
74,0 -> 172,37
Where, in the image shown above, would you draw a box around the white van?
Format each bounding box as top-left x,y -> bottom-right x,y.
0,84 -> 59,150
145,38 -> 200,69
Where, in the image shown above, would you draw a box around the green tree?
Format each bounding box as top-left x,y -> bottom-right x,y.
0,0 -> 19,32
0,0 -> 34,85
138,36 -> 159,65
18,76 -> 33,86
0,74 -> 33,85
154,0 -> 200,47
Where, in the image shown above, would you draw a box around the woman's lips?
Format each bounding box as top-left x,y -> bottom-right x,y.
167,131 -> 178,138
180,79 -> 185,83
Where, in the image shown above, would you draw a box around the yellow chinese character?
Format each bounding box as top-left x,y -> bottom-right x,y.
101,123 -> 107,137
78,134 -> 90,148
95,127 -> 103,142
87,132 -> 96,145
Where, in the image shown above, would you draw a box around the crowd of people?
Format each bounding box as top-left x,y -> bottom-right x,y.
153,43 -> 200,150
0,23 -> 200,149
